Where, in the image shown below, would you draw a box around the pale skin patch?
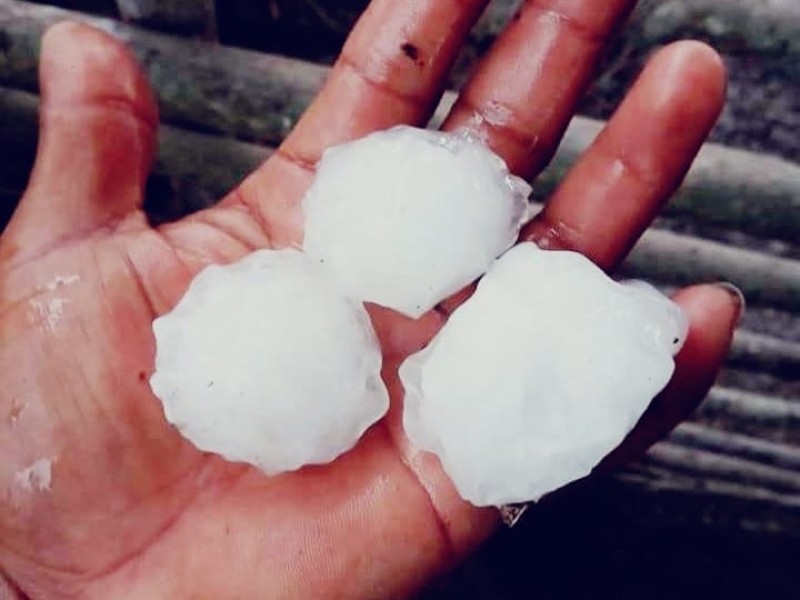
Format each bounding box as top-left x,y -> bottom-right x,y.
40,274 -> 81,292
13,458 -> 54,492
22,274 -> 82,332
6,400 -> 24,425
30,297 -> 71,331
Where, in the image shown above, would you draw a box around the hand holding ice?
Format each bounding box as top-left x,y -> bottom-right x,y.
150,249 -> 388,475
150,125 -> 689,503
400,243 -> 688,506
302,126 -> 530,318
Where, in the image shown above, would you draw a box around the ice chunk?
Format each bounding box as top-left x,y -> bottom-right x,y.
400,243 -> 687,506
150,249 -> 388,475
302,126 -> 531,318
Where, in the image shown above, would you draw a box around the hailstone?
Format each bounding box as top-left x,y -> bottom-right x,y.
150,249 -> 388,475
400,243 -> 688,506
302,126 -> 531,318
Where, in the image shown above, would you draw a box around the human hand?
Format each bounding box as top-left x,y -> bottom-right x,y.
0,1 -> 740,598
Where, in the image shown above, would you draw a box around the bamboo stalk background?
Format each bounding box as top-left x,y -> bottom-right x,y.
3,1 -> 799,243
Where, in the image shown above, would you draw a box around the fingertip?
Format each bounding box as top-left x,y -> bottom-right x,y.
520,41 -> 729,271
654,39 -> 727,85
40,21 -> 158,126
710,281 -> 745,321
663,283 -> 741,415
673,282 -> 742,349
644,40 -> 727,123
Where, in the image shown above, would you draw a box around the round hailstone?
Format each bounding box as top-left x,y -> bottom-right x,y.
400,243 -> 688,506
150,249 -> 388,475
302,125 -> 531,318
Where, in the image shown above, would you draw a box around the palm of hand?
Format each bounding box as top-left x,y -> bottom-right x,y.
1,3 -> 737,599
3,207 -> 458,599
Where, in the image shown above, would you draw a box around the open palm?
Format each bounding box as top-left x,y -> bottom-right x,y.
0,1 -> 740,598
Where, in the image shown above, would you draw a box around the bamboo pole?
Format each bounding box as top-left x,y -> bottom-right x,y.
696,386 -> 800,444
645,442 -> 800,500
729,330 -> 800,380
115,0 -> 216,36
640,0 -> 800,59
469,0 -> 800,60
622,228 -> 800,314
669,422 -> 800,473
620,458 -> 800,535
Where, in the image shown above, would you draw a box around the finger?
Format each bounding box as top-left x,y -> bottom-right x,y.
2,22 -> 158,259
281,0 -> 489,164
438,41 -> 725,317
442,0 -> 637,178
227,0 -> 489,243
523,41 -> 726,270
598,283 -> 743,471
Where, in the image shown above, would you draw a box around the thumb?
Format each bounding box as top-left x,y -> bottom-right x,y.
2,21 -> 158,261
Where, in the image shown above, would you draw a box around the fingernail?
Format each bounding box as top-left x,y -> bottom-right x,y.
713,282 -> 746,324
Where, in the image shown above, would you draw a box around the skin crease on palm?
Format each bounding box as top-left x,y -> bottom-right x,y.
0,0 -> 741,598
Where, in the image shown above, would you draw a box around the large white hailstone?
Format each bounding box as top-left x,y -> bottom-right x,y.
400,243 -> 688,506
302,126 -> 531,318
150,249 -> 388,475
